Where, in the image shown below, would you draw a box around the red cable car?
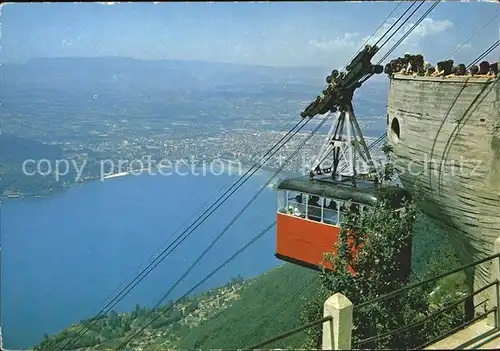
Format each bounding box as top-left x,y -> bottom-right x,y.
275,176 -> 411,272
274,45 -> 412,276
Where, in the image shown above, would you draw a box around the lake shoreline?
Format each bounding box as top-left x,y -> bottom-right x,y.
1,163 -> 302,203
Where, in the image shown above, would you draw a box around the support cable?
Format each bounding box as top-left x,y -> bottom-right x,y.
374,1 -> 420,50
359,0 -> 441,86
377,1 -> 441,64
61,115 -> 309,348
67,104 -> 305,327
342,1 -> 404,71
116,113 -> 333,349
449,11 -> 500,59
467,39 -> 500,69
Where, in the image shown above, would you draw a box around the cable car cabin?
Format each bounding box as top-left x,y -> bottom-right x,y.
276,176 -> 412,276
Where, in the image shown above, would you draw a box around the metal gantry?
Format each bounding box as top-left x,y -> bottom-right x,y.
299,45 -> 384,186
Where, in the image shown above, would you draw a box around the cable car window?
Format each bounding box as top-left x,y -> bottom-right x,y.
307,195 -> 323,222
286,191 -> 306,217
323,199 -> 339,225
277,190 -> 287,214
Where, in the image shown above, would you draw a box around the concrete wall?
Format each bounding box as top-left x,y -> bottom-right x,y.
386,74 -> 500,308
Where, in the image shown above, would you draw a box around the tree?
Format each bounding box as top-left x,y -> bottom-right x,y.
381,141 -> 395,184
108,310 -> 119,328
301,191 -> 433,349
186,300 -> 200,313
122,320 -> 132,333
132,303 -> 140,319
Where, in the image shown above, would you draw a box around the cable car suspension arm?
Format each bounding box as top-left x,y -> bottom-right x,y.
299,44 -> 384,184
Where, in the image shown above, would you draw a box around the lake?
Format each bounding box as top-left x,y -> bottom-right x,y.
1,169 -> 282,348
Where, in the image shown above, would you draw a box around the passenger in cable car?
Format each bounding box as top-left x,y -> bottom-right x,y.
295,194 -> 303,203
327,199 -> 336,210
295,194 -> 306,217
338,201 -> 348,223
350,203 -> 360,215
340,202 -> 347,212
323,199 -> 339,225
292,205 -> 302,217
307,195 -> 322,222
284,192 -> 305,217
286,206 -> 301,217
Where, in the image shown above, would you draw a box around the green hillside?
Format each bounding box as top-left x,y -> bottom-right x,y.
178,263 -> 320,349
34,265 -> 318,350
35,213 -> 461,350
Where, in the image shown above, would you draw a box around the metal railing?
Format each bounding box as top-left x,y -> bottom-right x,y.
241,252 -> 500,350
352,252 -> 500,349
243,315 -> 332,350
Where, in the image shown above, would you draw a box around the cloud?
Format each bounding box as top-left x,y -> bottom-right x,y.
409,18 -> 453,38
308,17 -> 453,58
61,39 -> 74,47
234,44 -> 250,58
454,43 -> 472,51
308,32 -> 360,51
304,17 -> 454,68
361,17 -> 453,48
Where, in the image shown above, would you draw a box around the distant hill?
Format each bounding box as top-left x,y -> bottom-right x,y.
3,57 -> 389,101
3,57 -> 330,93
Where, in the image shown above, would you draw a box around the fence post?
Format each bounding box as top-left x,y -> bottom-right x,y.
487,237 -> 500,327
322,293 -> 353,350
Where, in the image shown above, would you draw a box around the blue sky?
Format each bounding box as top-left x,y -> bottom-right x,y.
2,1 -> 499,68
